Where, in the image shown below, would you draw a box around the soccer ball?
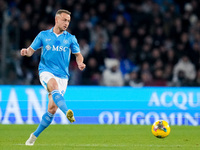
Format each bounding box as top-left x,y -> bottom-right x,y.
151,120 -> 170,138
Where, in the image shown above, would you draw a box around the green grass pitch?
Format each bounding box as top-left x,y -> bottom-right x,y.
0,124 -> 200,150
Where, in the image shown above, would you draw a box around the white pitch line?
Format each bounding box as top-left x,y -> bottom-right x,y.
14,144 -> 127,147
13,143 -> 197,147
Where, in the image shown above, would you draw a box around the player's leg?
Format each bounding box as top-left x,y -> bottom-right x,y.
47,78 -> 75,123
25,72 -> 56,146
47,78 -> 68,115
47,93 -> 58,114
33,94 -> 57,137
25,94 -> 57,146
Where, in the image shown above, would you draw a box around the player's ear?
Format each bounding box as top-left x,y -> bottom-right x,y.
55,16 -> 57,23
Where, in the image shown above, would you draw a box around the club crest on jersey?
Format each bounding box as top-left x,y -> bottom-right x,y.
63,39 -> 68,44
45,45 -> 51,50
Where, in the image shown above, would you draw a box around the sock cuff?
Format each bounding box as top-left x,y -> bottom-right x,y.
47,111 -> 54,118
51,90 -> 60,95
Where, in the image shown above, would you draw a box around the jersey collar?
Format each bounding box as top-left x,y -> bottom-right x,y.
50,27 -> 67,35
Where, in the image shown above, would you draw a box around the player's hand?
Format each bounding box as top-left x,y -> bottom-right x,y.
21,48 -> 28,56
78,63 -> 86,71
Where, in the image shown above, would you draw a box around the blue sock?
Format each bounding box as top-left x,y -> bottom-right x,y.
51,90 -> 68,115
33,111 -> 54,137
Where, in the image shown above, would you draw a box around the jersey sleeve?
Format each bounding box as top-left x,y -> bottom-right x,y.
71,35 -> 80,54
30,32 -> 43,51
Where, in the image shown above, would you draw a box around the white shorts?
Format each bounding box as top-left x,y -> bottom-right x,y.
39,71 -> 68,95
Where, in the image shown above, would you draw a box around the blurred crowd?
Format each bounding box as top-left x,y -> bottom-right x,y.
0,0 -> 200,87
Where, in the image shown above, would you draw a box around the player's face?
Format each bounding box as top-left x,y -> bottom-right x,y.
56,13 -> 71,31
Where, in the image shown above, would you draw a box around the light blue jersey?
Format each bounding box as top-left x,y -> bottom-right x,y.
30,28 -> 80,79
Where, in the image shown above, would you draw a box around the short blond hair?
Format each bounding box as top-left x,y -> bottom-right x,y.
56,9 -> 71,16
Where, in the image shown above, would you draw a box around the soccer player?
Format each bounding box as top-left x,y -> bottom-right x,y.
21,9 -> 86,146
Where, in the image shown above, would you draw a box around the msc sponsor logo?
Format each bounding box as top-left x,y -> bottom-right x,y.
52,45 -> 69,52
45,45 -> 69,52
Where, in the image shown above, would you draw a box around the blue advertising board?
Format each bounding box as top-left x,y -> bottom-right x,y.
0,86 -> 200,125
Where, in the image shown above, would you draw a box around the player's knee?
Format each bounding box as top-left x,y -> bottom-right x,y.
48,85 -> 58,92
47,79 -> 59,92
48,106 -> 57,114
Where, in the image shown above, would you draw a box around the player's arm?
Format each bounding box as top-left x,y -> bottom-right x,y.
74,52 -> 86,71
21,32 -> 42,57
20,47 -> 35,57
